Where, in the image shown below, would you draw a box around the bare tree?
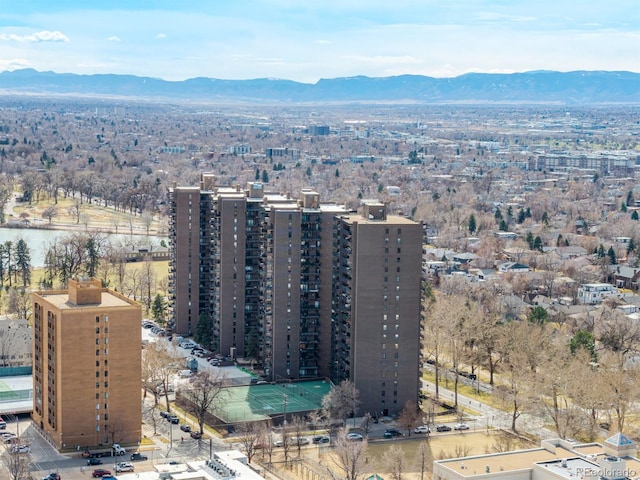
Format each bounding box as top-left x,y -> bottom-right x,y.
396,400 -> 420,436
142,341 -> 178,411
180,370 -> 227,435
321,380 -> 359,428
322,428 -> 369,480
41,205 -> 58,224
236,421 -> 262,463
259,423 -> 275,465
141,210 -> 154,236
290,415 -> 306,457
7,287 -> 31,321
68,198 -> 82,224
383,445 -> 407,480
415,440 -> 431,480
6,446 -> 30,480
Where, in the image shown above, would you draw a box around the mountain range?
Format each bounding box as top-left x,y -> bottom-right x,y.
0,69 -> 638,104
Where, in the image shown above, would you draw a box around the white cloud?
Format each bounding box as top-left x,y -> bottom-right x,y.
0,30 -> 70,42
156,33 -> 167,39
0,59 -> 31,70
107,36 -> 121,42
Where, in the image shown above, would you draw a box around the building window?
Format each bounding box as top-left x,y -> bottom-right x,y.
95,327 -> 100,334
96,316 -> 100,323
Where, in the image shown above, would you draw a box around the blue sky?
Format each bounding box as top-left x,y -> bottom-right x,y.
1,0 -> 638,83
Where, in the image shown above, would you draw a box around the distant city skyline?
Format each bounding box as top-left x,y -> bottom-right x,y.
1,1 -> 638,83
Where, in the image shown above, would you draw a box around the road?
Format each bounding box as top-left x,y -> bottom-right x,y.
421,378 -> 556,439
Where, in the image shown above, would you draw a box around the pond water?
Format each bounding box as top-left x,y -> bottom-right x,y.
0,227 -> 166,267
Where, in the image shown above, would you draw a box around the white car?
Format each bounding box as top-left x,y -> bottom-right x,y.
454,423 -> 470,431
116,462 -> 135,472
11,444 -> 31,453
346,433 -> 363,442
414,425 -> 430,434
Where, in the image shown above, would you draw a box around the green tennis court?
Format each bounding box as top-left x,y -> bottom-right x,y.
212,379 -> 332,423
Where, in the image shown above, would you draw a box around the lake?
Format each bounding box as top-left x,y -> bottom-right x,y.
0,227 -> 166,267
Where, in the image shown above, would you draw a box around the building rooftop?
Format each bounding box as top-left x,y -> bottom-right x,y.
438,446 -> 574,476
35,290 -> 136,309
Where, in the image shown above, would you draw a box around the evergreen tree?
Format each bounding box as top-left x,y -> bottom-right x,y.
621,202 -> 627,212
632,210 -> 639,221
517,209 -> 526,224
14,239 -> 31,287
85,237 -> 100,278
261,170 -> 269,183
494,207 -> 503,223
499,219 -> 508,231
533,236 -> 543,251
526,232 -> 534,249
570,330 -> 597,362
607,246 -> 617,265
194,312 -> 213,349
151,293 -> 168,324
528,306 -> 549,325
627,238 -> 636,254
541,211 -> 549,225
468,214 -> 477,234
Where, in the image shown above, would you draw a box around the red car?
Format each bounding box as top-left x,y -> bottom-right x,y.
92,469 -> 112,478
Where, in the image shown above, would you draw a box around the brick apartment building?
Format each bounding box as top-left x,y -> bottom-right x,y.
168,174 -> 422,416
32,277 -> 142,449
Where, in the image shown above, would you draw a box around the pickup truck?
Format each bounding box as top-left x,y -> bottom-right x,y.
82,443 -> 126,458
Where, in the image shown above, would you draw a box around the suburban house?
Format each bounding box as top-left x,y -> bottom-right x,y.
577,283 -> 620,305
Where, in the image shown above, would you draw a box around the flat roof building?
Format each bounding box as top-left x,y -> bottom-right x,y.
32,277 -> 142,449
168,175 -> 423,416
433,434 -> 640,480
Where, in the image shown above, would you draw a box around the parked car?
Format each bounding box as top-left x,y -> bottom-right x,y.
180,424 -> 191,432
414,425 -> 430,434
87,458 -> 103,466
289,436 -> 309,446
384,428 -> 403,438
167,414 -> 180,424
116,462 -> 134,472
41,474 -> 61,480
190,431 -> 203,440
159,411 -> 171,419
454,423 -> 470,431
11,444 -> 31,453
91,469 -> 112,478
312,435 -> 330,444
346,433 -> 363,442
130,452 -> 148,461
436,425 -> 452,432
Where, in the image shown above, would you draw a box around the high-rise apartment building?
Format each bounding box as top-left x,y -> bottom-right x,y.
168,174 -> 422,416
32,278 -> 142,449
332,202 -> 423,417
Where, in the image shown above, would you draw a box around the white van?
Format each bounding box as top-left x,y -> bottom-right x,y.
179,370 -> 193,378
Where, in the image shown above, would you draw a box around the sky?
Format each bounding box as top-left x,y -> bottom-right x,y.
0,0 -> 638,83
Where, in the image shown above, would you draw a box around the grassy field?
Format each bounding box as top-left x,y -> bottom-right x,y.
266,430 -> 535,480
11,195 -> 166,236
